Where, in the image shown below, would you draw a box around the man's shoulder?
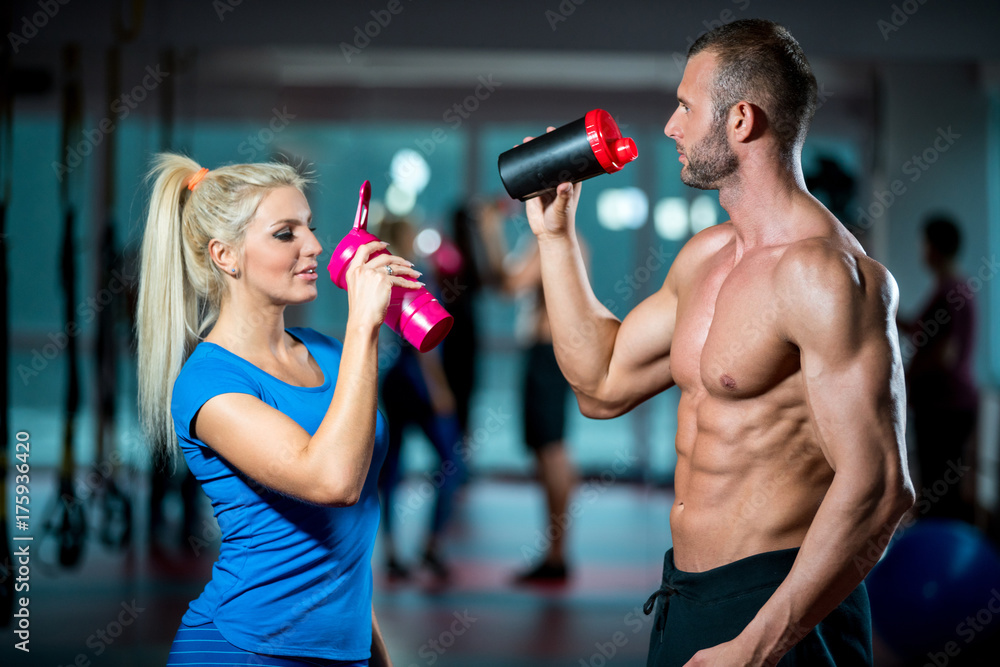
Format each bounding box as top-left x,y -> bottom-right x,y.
776,237 -> 896,302
774,238 -> 898,342
673,222 -> 737,276
685,221 -> 737,254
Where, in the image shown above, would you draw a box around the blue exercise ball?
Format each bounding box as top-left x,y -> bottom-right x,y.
867,519 -> 1000,660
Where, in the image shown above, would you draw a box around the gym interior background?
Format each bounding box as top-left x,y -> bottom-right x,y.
2,0 -> 1000,665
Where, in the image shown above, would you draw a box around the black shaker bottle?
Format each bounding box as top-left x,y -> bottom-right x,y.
498,109 -> 637,201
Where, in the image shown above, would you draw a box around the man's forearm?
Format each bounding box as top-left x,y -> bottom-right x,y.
536,232 -> 621,396
741,471 -> 913,663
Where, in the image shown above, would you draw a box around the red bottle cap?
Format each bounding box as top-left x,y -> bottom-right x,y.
585,109 -> 638,174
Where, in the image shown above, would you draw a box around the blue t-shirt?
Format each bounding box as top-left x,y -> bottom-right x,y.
171,327 -> 387,660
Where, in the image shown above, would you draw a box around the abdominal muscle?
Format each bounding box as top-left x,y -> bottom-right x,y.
669,388 -> 835,573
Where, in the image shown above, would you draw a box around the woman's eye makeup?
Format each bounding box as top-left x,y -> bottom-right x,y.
273,224 -> 315,241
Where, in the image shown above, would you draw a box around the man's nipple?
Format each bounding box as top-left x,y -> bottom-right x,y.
720,374 -> 737,390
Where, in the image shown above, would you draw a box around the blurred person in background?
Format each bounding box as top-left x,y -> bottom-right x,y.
438,204 -> 489,444
376,217 -> 465,582
480,202 -> 582,583
898,214 -> 979,522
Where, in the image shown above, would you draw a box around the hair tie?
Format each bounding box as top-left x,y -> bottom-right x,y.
187,167 -> 209,191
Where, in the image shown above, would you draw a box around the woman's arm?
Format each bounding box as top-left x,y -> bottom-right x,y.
193,242 -> 421,506
370,605 -> 393,667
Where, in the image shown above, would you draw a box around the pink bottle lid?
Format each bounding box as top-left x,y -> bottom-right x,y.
326,180 -> 453,352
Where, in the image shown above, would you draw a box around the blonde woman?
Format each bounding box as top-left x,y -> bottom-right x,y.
138,154 -> 419,666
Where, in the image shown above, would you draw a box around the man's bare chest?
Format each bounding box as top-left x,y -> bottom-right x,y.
671,254 -> 799,399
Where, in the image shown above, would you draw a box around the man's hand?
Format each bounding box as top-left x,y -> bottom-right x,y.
683,636 -> 772,667
522,129 -> 583,240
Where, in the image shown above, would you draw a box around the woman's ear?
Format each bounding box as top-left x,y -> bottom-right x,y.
208,238 -> 238,275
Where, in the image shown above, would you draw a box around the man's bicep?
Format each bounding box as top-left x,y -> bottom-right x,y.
795,285 -> 907,476
794,288 -> 915,581
599,281 -> 678,408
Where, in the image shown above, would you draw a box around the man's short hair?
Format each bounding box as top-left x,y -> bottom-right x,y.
688,19 -> 818,162
923,215 -> 962,260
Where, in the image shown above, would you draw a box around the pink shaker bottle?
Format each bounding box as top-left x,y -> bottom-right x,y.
327,180 -> 454,353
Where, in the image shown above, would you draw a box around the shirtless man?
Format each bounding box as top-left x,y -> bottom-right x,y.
523,19 -> 915,666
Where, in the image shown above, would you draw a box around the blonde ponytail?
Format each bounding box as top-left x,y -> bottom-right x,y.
137,153 -> 309,459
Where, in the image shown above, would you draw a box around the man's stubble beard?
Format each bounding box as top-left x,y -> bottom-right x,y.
680,116 -> 739,191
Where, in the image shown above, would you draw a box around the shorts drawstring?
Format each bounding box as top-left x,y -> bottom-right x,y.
644,582 -> 677,643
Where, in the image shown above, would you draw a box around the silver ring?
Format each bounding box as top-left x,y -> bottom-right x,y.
385,265 -> 394,276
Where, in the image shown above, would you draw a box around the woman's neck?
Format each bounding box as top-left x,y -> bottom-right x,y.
207,297 -> 290,359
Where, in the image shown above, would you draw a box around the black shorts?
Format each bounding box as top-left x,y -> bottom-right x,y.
522,342 -> 570,451
645,548 -> 872,666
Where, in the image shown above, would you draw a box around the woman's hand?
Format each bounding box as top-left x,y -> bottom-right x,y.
344,240 -> 423,331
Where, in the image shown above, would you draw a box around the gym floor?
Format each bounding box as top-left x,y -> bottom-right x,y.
0,471 -> 673,666
6,468 -> 1000,666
